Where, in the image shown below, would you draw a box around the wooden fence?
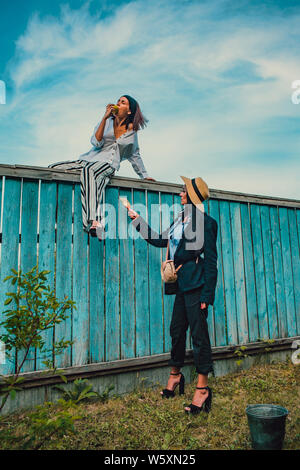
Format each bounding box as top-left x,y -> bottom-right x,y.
0,164 -> 299,378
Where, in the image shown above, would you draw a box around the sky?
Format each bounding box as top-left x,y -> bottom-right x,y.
0,0 -> 300,199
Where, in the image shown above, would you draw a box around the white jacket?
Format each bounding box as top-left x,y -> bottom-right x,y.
79,117 -> 149,179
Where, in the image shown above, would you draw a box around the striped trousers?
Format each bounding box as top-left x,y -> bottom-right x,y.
48,159 -> 115,231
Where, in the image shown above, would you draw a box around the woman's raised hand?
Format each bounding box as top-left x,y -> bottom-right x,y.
103,104 -> 115,119
128,208 -> 139,220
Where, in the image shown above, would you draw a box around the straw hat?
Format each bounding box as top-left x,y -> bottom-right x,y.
180,176 -> 210,210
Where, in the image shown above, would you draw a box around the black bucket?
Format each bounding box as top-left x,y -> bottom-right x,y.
246,404 -> 289,450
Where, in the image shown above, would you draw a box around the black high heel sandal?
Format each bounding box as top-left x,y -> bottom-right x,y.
185,386 -> 212,415
161,372 -> 185,398
89,222 -> 104,240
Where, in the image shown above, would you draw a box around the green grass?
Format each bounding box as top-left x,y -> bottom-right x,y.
0,360 -> 299,450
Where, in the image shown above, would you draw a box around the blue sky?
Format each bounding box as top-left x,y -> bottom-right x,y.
0,0 -> 300,198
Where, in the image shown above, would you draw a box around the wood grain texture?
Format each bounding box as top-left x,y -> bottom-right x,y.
269,206 -> 287,338
278,207 -> 297,338
72,184 -> 89,366
104,186 -> 120,361
133,189 -> 150,357
250,204 -> 269,340
230,202 -> 248,344
36,181 -> 56,371
160,192 -> 175,353
209,199 -> 226,346
54,182 -> 73,368
219,201 -> 238,344
147,191 -> 164,355
0,178 -> 22,375
89,224 -> 105,363
240,203 -> 259,342
205,200 -> 215,346
119,188 -> 135,359
288,209 -> 300,335
0,165 -> 299,207
19,180 -> 39,372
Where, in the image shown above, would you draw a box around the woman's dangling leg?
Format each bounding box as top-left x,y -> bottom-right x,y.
81,161 -> 115,231
48,160 -> 89,229
95,165 -> 115,225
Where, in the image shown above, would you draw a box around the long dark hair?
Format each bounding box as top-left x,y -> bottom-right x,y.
117,95 -> 148,131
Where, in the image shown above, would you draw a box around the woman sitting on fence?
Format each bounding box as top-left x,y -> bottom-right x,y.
48,95 -> 155,240
128,176 -> 218,415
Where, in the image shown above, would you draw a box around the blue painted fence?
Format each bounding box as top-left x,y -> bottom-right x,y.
0,167 -> 299,376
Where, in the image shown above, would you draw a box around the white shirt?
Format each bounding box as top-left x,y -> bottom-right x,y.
79,117 -> 149,179
169,210 -> 192,260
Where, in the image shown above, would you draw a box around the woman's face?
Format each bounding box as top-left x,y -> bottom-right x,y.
116,96 -> 131,119
180,186 -> 188,205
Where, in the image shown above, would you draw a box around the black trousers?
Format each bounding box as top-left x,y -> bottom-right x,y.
168,286 -> 214,375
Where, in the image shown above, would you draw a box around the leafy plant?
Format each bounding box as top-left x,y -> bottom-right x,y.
53,379 -> 114,404
0,266 -> 75,412
234,346 -> 248,366
97,384 -> 115,403
21,399 -> 81,450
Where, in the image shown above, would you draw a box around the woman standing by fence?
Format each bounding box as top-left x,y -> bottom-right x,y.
128,176 -> 218,415
49,95 -> 155,240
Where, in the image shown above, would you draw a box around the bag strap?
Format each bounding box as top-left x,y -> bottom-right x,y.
166,241 -> 182,272
166,241 -> 169,261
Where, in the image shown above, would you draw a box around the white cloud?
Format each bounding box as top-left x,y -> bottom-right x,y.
1,0 -> 300,199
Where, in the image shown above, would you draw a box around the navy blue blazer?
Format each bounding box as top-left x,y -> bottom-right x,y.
132,211 -> 218,305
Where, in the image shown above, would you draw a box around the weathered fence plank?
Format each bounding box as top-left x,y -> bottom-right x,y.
133,189 -> 150,357
0,178 -> 21,375
119,188 -> 135,359
161,192 -> 175,353
250,204 -> 269,340
19,180 -> 39,372
105,187 -> 120,361
240,203 -> 259,343
269,206 -> 287,338
230,202 -> 249,344
73,184 -> 89,366
209,199 -> 226,347
147,190 -> 164,355
55,182 -> 73,368
36,180 -> 56,371
288,209 -> 300,335
89,217 -> 105,364
279,207 -> 297,338
260,205 -> 277,339
219,201 -> 238,345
